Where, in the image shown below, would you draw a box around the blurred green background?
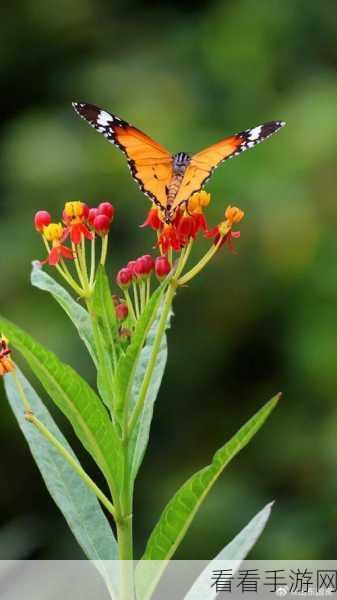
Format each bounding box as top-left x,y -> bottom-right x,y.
1,0 -> 337,560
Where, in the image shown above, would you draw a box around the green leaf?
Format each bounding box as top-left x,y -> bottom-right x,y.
31,261 -> 97,366
128,308 -> 170,484
183,502 -> 273,600
0,316 -> 123,495
113,279 -> 168,425
89,265 -> 118,409
136,394 -> 280,600
4,368 -> 119,598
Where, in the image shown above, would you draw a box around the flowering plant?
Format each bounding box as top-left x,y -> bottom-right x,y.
0,192 -> 279,599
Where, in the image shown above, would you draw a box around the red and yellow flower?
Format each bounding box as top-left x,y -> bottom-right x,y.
0,336 -> 15,376
141,191 -> 211,254
41,223 -> 74,265
62,201 -> 93,244
206,205 -> 244,250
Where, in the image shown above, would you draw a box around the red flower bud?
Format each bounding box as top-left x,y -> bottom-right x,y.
98,202 -> 115,221
34,210 -> 51,232
141,254 -> 155,274
134,257 -> 147,277
134,255 -> 154,278
82,203 -> 89,219
116,267 -> 133,288
116,303 -> 129,321
127,260 -> 137,275
88,208 -> 98,227
155,256 -> 171,279
93,214 -> 111,234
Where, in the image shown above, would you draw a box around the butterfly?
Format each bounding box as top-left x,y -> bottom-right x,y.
72,102 -> 285,223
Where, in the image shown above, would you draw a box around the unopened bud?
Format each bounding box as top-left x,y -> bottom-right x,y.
116,267 -> 133,289
93,214 -> 111,234
98,202 -> 115,221
34,210 -> 51,232
155,256 -> 171,280
116,303 -> 129,321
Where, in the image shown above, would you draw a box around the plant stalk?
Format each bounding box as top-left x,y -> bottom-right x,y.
177,236 -> 223,286
128,281 -> 176,436
11,372 -> 117,520
26,411 -> 117,519
116,438 -> 134,600
100,234 -> 109,265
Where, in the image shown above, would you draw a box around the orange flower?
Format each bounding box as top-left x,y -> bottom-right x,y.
158,223 -> 182,253
140,207 -> 163,230
157,209 -> 207,253
142,192 -> 212,253
0,336 -> 15,376
42,223 -> 74,265
62,201 -> 93,244
225,205 -> 245,226
206,205 -> 244,250
188,191 -> 211,212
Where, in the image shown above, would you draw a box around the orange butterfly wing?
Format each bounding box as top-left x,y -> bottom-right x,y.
172,121 -> 285,210
72,103 -> 172,210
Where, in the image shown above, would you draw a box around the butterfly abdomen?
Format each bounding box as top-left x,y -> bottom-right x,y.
167,152 -> 191,204
167,173 -> 185,202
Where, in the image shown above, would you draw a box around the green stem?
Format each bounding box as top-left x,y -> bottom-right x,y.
71,241 -> 86,289
128,281 -> 176,436
59,260 -> 85,297
177,236 -> 223,286
146,277 -> 151,303
117,517 -> 134,600
140,280 -> 146,313
175,238 -> 193,280
132,283 -> 140,319
124,289 -> 137,322
78,236 -> 90,291
89,235 -> 96,286
11,369 -> 31,411
42,237 -> 83,296
11,372 -> 116,520
26,412 -> 116,519
56,264 -> 83,296
116,439 -> 134,600
100,235 -> 109,266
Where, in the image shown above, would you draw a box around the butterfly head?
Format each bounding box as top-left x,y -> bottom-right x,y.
173,152 -> 191,174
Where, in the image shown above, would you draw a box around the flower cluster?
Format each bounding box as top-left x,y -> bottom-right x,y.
142,191 -> 210,254
34,201 -> 115,296
116,254 -> 171,320
0,336 -> 15,377
141,190 -> 244,258
34,192 -> 244,319
116,254 -> 171,289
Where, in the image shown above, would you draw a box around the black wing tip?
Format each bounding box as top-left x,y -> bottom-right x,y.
265,120 -> 286,131
72,101 -> 85,115
265,120 -> 286,127
259,120 -> 286,138
72,101 -> 100,113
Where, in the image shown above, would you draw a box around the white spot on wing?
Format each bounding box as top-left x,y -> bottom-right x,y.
97,110 -> 113,126
248,125 -> 262,141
